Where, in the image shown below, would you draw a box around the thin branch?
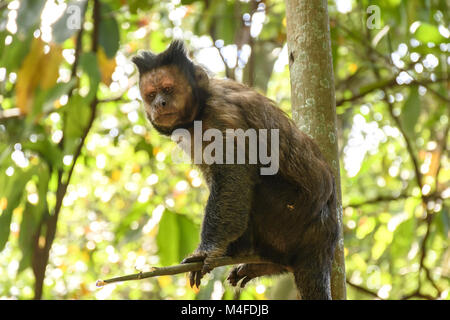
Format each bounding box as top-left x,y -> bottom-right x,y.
401,289 -> 438,300
343,193 -> 413,209
336,77 -> 449,107
346,280 -> 383,300
0,1 -> 8,11
417,213 -> 442,296
336,22 -> 450,103
336,78 -> 396,107
385,99 -> 423,190
96,255 -> 269,287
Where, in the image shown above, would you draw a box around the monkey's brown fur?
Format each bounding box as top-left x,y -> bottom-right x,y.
132,41 -> 339,300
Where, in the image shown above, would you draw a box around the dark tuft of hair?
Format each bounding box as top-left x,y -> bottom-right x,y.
131,51 -> 156,75
131,40 -> 194,77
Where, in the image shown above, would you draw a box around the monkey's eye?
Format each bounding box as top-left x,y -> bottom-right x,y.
163,87 -> 173,94
146,92 -> 156,100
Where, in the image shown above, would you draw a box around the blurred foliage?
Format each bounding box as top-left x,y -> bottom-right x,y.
0,0 -> 448,300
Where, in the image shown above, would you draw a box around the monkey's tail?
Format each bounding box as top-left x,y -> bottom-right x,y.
293,180 -> 338,300
293,265 -> 332,300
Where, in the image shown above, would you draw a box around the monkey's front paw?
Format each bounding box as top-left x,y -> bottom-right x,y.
181,251 -> 212,288
181,249 -> 223,289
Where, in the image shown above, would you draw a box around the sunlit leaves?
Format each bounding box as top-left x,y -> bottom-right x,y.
97,48 -> 117,86
127,0 -> 155,15
135,138 -> 154,159
22,137 -> 63,170
99,4 -> 120,59
356,217 -> 376,240
63,94 -> 91,155
414,22 -> 447,44
400,86 -> 421,139
391,216 -> 416,260
114,202 -> 149,242
18,202 -> 39,273
0,167 -> 36,251
372,225 -> 393,260
79,52 -> 101,102
16,38 -> 63,114
0,31 -> 33,72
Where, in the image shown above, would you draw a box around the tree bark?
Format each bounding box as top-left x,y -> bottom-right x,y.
285,0 -> 346,299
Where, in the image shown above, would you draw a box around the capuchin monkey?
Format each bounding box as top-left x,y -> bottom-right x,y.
132,40 -> 339,300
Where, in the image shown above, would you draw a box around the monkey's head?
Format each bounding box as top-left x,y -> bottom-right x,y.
132,40 -> 209,135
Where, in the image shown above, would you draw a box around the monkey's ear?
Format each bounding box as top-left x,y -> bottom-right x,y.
194,65 -> 209,89
132,51 -> 156,75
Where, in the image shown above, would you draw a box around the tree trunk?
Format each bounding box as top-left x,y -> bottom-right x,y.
285,0 -> 346,299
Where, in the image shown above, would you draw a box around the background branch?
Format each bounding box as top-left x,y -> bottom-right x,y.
346,280 -> 383,300
31,0 -> 101,300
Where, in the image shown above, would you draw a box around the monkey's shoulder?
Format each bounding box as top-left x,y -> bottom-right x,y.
207,78 -> 269,106
203,78 -> 289,130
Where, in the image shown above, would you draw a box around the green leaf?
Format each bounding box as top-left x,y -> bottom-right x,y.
207,1 -> 237,45
114,202 -> 148,241
52,1 -> 87,43
79,52 -> 101,101
0,167 -> 36,251
156,210 -> 199,266
135,139 -> 154,159
128,0 -> 155,14
156,210 -> 179,266
181,0 -> 198,4
99,5 -> 120,58
414,22 -> 447,44
391,217 -> 415,258
436,208 -> 449,238
400,86 -> 421,138
23,79 -> 75,127
18,202 -> 38,273
0,31 -> 33,72
22,139 -> 63,170
356,217 -> 376,239
42,79 -> 77,114
63,94 -> 91,155
177,213 -> 200,260
359,78 -> 393,96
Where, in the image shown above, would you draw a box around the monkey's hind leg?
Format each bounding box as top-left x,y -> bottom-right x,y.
227,263 -> 287,288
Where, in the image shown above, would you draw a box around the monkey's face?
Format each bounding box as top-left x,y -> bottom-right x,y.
139,65 -> 194,130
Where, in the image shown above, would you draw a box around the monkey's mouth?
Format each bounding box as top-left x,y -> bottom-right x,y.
158,112 -> 176,116
156,112 -> 177,119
